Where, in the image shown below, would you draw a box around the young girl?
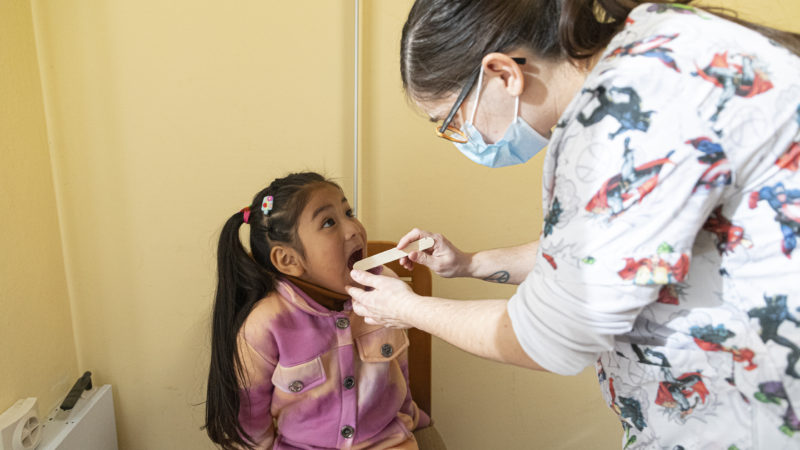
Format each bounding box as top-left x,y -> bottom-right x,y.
204,172 -> 430,449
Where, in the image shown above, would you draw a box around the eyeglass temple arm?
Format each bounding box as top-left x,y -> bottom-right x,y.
436,57 -> 526,135
438,68 -> 479,134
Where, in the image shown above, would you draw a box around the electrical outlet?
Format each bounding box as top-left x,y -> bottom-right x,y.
0,398 -> 41,450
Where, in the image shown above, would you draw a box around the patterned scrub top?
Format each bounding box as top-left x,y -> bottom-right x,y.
507,4 -> 800,449
237,277 -> 429,449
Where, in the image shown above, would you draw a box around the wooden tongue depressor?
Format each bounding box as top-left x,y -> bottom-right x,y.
353,237 -> 435,271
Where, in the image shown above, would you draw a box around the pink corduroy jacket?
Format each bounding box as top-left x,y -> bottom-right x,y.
236,276 -> 430,449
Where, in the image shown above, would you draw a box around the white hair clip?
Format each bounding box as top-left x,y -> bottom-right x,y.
261,195 -> 274,215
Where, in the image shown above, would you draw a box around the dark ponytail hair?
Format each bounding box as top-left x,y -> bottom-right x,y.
401,0 -> 800,101
204,172 -> 338,449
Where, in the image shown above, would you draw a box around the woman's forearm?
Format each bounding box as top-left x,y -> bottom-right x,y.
465,240 -> 539,284
401,295 -> 546,371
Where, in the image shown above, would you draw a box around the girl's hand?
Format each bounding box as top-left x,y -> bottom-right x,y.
347,269 -> 420,328
396,228 -> 472,278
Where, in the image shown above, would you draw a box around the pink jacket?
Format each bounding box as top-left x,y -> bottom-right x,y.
237,278 -> 430,449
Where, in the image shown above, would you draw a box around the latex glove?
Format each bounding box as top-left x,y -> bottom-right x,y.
347,269 -> 419,329
396,228 -> 471,278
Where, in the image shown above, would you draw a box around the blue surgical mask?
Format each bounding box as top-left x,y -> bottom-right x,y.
454,69 -> 549,168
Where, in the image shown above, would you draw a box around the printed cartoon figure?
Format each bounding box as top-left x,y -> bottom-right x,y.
686,137 -> 732,192
543,197 -> 563,237
586,138 -> 675,217
796,104 -> 800,126
633,344 -> 670,367
635,347 -> 711,420
618,242 -> 690,285
773,101 -> 800,171
749,182 -> 800,258
754,381 -> 800,436
694,52 -> 774,122
542,252 -> 557,269
606,34 -> 680,72
702,206 -> 752,255
655,367 -> 709,419
578,86 -> 654,139
775,141 -> 800,172
748,294 -> 800,378
608,377 -> 648,449
657,284 -> 686,305
690,324 -> 757,370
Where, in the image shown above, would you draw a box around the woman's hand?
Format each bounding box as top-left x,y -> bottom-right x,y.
396,228 -> 472,278
347,269 -> 421,328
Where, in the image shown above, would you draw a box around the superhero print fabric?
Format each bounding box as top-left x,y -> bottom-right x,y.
507,4 -> 800,448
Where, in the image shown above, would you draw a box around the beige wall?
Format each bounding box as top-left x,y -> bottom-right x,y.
29,1 -> 355,448
0,0 -> 79,416
3,1 -> 798,449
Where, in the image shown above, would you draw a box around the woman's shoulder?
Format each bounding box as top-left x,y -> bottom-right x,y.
622,3 -> 798,63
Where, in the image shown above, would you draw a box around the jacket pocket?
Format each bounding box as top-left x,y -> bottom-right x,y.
271,356 -> 326,394
355,328 -> 409,363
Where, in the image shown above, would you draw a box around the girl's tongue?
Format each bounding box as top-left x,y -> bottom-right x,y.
347,248 -> 383,274
347,249 -> 362,270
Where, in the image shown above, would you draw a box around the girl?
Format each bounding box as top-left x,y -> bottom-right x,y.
205,172 -> 429,449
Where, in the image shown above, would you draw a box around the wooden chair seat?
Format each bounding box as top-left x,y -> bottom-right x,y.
367,241 -> 446,450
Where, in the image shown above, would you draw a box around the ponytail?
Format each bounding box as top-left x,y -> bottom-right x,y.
205,210 -> 274,449
560,0 -> 800,59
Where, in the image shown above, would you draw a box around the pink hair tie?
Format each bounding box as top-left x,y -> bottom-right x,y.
240,207 -> 251,224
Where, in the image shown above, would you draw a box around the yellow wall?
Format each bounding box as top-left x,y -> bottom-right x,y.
0,0 -> 79,416
4,0 -> 798,449
705,0 -> 800,32
29,1 -> 354,448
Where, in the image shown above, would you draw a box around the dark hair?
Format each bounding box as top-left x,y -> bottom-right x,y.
204,172 -> 338,449
401,0 -> 800,101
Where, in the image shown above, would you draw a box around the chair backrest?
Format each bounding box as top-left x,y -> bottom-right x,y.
366,241 -> 432,416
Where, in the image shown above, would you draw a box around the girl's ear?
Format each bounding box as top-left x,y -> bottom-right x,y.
270,245 -> 304,277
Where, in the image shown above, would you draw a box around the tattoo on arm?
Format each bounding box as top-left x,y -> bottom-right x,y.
483,271 -> 510,284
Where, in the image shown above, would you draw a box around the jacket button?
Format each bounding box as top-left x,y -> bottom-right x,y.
336,317 -> 350,329
288,380 -> 304,393
341,425 -> 354,439
343,376 -> 355,390
381,343 -> 393,358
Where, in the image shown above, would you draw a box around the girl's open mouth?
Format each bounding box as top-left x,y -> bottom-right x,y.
347,248 -> 382,275
347,249 -> 363,270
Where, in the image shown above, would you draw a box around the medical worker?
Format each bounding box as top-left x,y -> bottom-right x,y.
347,0 -> 800,447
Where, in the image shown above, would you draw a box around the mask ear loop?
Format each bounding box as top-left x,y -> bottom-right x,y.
470,67 -> 525,125
467,67 -> 485,125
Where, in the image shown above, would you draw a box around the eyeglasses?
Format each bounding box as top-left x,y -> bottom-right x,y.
434,57 -> 527,143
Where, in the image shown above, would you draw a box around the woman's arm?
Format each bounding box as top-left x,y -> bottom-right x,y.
347,270 -> 546,371
465,240 -> 539,284
396,228 -> 539,285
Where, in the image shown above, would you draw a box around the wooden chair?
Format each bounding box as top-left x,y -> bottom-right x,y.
366,241 -> 446,450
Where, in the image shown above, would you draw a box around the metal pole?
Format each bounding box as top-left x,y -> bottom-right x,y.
353,0 -> 359,216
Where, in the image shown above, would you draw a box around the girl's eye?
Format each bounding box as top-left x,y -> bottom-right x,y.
346,209 -> 355,218
322,218 -> 335,228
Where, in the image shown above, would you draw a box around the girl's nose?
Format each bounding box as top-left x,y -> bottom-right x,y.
343,218 -> 361,239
